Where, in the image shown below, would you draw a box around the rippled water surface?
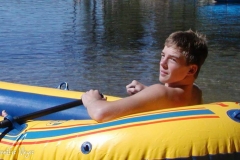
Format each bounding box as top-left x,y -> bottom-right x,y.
0,0 -> 239,103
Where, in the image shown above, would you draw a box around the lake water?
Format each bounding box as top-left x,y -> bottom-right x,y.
0,0 -> 239,103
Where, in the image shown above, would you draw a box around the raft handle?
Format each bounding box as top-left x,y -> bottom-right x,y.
227,109 -> 240,123
233,110 -> 240,120
57,82 -> 69,90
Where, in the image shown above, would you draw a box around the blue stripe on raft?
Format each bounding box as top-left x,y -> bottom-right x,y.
0,89 -> 90,120
21,109 -> 214,139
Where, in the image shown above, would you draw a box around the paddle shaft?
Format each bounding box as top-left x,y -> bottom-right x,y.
0,100 -> 83,128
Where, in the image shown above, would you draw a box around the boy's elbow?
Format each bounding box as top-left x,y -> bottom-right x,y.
88,108 -> 112,123
90,112 -> 106,123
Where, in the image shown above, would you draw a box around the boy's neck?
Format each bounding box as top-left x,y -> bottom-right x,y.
164,77 -> 195,88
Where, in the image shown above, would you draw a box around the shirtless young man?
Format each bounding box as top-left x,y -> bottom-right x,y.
81,30 -> 208,122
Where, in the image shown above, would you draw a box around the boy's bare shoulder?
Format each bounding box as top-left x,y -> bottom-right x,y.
148,83 -> 203,106
147,84 -> 185,104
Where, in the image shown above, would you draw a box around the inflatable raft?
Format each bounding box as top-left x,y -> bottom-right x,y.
0,81 -> 239,160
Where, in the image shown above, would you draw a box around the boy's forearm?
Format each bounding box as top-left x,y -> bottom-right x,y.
85,100 -> 118,122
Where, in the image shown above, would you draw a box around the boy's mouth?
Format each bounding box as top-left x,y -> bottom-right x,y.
160,70 -> 168,76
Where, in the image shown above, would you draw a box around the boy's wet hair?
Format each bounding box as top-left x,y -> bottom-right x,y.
164,30 -> 208,78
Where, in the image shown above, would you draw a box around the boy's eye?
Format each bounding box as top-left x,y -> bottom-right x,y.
171,58 -> 177,62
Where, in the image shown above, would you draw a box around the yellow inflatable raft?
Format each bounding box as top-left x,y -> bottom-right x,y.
0,81 -> 239,160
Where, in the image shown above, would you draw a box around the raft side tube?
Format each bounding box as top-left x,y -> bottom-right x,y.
0,88 -> 90,120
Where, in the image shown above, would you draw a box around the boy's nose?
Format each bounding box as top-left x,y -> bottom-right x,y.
160,58 -> 167,68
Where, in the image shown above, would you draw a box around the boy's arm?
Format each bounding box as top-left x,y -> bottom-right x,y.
82,84 -> 182,122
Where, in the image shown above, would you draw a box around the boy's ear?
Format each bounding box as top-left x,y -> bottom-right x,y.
188,65 -> 198,75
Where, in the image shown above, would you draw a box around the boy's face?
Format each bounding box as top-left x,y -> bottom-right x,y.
159,46 -> 192,85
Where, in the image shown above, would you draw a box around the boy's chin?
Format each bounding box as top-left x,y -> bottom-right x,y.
159,77 -> 168,84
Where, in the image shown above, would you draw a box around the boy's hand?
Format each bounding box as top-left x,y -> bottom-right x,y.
82,90 -> 106,106
126,80 -> 147,95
